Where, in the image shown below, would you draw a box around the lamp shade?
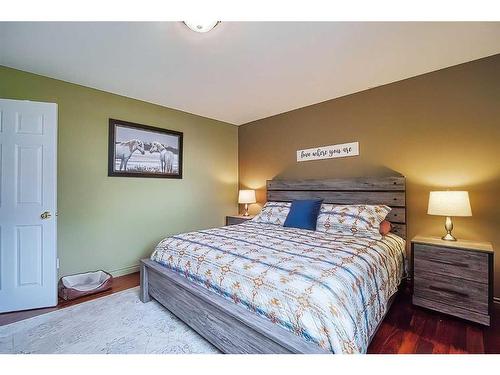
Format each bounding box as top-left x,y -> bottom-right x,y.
428,191 -> 472,217
238,190 -> 256,204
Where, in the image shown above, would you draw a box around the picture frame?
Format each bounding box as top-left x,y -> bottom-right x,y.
108,118 -> 183,179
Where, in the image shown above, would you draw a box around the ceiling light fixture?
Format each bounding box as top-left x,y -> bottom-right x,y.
183,21 -> 220,33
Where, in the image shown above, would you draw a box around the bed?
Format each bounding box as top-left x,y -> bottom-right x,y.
140,176 -> 407,354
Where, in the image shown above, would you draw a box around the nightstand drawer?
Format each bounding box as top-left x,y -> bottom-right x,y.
413,243 -> 489,284
411,236 -> 493,326
414,273 -> 488,314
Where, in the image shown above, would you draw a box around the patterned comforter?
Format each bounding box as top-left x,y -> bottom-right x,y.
151,221 -> 406,354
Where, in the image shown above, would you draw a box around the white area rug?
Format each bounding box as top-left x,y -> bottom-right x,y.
0,287 -> 220,354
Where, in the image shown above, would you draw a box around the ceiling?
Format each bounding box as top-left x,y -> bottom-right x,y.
1,22 -> 499,125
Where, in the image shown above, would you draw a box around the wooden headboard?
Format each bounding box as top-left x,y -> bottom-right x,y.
266,176 -> 407,239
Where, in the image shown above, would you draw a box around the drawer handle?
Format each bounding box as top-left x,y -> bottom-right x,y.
431,259 -> 469,268
428,285 -> 469,298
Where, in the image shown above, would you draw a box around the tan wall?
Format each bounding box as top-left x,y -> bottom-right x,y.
239,54 -> 500,297
0,66 -> 239,277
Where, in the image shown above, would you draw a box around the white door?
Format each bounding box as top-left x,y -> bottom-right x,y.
0,99 -> 58,313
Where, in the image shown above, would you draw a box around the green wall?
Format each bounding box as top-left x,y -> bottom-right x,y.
0,66 -> 239,277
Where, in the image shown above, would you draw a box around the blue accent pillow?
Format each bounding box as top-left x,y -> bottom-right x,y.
283,199 -> 323,231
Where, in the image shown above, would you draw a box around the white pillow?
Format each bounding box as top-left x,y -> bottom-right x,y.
316,204 -> 391,239
251,201 -> 291,226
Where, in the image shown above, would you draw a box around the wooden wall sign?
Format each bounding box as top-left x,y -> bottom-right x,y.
296,142 -> 359,162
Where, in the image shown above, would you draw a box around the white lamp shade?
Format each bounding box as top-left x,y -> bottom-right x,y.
428,191 -> 472,217
238,190 -> 256,204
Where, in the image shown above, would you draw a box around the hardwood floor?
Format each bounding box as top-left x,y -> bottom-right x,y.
1,274 -> 498,353
0,272 -> 140,327
368,285 -> 500,354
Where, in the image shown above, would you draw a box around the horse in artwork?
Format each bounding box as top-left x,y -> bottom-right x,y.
115,139 -> 145,171
149,141 -> 174,173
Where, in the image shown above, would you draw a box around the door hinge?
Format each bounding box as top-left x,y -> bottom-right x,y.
56,258 -> 60,269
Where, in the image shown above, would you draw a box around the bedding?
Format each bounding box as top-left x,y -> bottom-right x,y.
283,199 -> 323,230
150,221 -> 405,354
379,220 -> 392,236
316,204 -> 392,240
251,201 -> 291,225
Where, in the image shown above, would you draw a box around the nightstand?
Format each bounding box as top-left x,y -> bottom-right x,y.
411,235 -> 494,326
225,215 -> 255,226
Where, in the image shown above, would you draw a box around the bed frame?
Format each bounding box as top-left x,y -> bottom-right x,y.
140,176 -> 407,353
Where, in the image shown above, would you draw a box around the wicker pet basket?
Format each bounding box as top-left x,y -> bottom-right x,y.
58,270 -> 113,301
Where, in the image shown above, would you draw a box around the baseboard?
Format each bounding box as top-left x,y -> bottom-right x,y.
109,264 -> 140,277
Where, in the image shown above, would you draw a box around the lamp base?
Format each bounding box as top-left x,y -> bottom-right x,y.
442,216 -> 457,241
243,203 -> 249,216
442,233 -> 457,241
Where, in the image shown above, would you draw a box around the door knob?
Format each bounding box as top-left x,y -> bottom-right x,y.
40,211 -> 52,220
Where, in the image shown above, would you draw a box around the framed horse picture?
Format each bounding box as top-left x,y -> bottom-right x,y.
108,119 -> 183,178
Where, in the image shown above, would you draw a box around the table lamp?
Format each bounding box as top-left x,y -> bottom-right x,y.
427,191 -> 472,241
238,189 -> 256,216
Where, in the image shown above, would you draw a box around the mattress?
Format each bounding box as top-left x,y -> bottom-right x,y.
151,221 -> 406,353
